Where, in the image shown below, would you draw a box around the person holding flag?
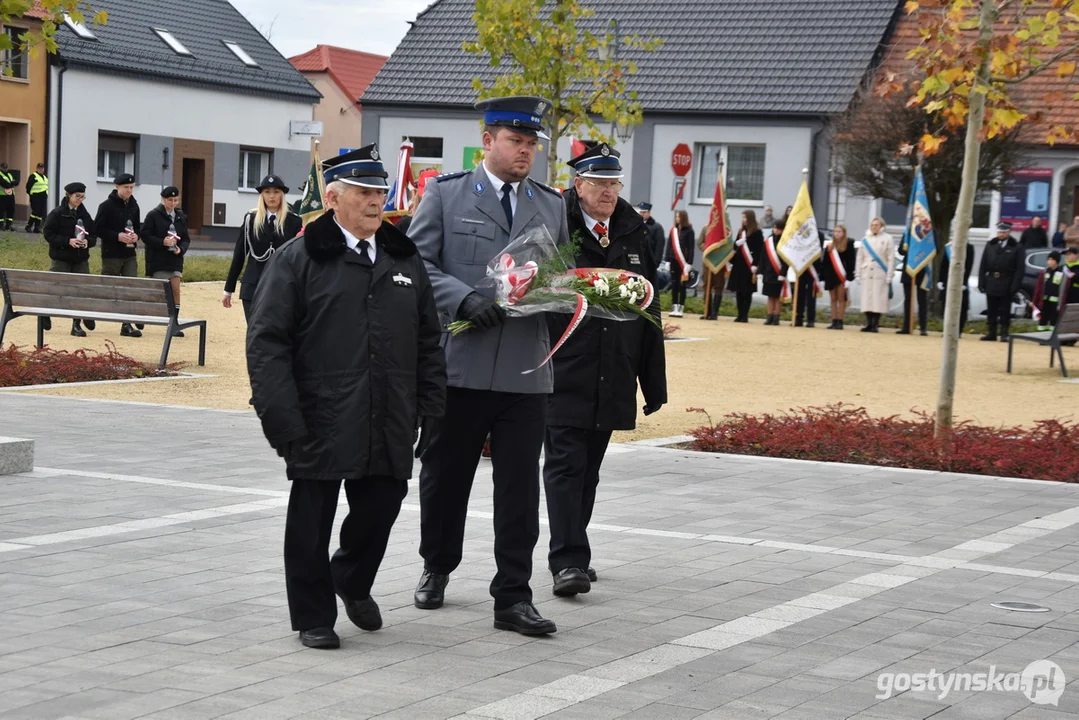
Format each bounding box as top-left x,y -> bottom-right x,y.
699,168 -> 735,321
223,175 -> 303,321
821,225 -> 856,329
857,217 -> 896,333
761,217 -> 789,325
728,210 -> 763,323
898,168 -> 936,336
668,210 -> 695,317
777,176 -> 824,328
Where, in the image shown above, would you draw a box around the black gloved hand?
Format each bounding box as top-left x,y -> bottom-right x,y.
273,441 -> 293,462
643,403 -> 664,416
415,416 -> 436,459
458,292 -> 506,330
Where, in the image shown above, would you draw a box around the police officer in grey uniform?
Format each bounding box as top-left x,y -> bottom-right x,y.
409,96 -> 570,635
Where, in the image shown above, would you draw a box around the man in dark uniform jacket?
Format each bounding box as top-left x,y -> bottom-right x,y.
247,145 -> 447,649
0,162 -> 16,230
409,96 -> 570,636
979,221 -> 1026,341
544,143 -> 666,597
898,236 -> 930,336
636,201 -> 665,265
95,173 -> 143,337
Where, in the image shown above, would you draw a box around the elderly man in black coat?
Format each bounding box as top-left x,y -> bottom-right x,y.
247,145 -> 446,649
979,221 -> 1026,341
543,143 -> 667,597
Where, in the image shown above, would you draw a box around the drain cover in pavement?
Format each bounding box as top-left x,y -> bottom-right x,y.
991,601 -> 1051,613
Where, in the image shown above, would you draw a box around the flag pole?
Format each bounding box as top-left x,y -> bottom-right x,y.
790,167 -> 808,327
314,139 -> 326,201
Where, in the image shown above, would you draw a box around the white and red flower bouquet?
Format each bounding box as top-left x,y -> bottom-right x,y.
448,226 -> 660,373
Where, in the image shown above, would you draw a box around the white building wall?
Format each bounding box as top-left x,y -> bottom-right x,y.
53,68 -> 313,221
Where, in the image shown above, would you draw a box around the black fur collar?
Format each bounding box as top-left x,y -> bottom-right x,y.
303,210 -> 417,262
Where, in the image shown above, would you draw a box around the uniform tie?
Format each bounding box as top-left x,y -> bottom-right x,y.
358,239 -> 373,266
268,214 -> 276,230
500,183 -> 514,228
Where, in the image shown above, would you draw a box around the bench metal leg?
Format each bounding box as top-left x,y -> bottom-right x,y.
0,304 -> 12,347
1007,338 -> 1014,374
36,316 -> 44,349
159,321 -> 175,369
1058,346 -> 1068,378
1050,346 -> 1055,368
197,322 -> 206,366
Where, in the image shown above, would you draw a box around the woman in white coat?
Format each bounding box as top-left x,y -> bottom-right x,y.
857,217 -> 895,333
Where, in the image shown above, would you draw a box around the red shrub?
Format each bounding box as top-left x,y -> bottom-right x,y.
686,404 -> 1079,483
0,342 -> 181,387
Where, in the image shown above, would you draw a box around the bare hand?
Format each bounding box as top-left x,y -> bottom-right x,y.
164,236 -> 177,247
122,232 -> 138,244
68,238 -> 81,248
222,294 -> 232,309
681,274 -> 689,282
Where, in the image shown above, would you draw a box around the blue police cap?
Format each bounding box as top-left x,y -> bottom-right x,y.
636,202 -> 653,212
322,143 -> 389,189
567,142 -> 623,179
475,96 -> 552,140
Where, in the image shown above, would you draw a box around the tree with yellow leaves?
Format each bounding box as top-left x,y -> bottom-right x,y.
0,0 -> 105,73
464,0 -> 661,186
891,0 -> 1079,434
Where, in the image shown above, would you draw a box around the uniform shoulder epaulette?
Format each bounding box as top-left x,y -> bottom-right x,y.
435,170 -> 469,183
528,179 -> 563,197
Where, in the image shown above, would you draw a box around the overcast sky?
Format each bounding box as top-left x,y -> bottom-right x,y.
230,0 -> 433,58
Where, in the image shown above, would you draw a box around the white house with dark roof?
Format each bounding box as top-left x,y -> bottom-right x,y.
360,0 -> 904,254
46,0 -> 321,240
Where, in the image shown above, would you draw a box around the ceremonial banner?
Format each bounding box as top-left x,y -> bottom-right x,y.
903,166 -> 936,285
394,139 -> 415,212
702,172 -> 734,273
297,145 -> 327,227
777,180 -> 821,275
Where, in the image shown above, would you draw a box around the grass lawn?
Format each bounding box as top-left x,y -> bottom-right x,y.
0,232 -> 231,282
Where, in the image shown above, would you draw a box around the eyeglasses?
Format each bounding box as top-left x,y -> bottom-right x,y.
583,180 -> 624,193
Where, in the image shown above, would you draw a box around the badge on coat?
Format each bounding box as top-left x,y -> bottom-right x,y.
392,273 -> 413,287
628,253 -> 641,265
474,182 -> 485,195
525,186 -> 534,200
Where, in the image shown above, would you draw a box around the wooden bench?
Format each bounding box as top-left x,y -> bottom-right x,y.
1007,302 -> 1079,378
0,268 -> 206,368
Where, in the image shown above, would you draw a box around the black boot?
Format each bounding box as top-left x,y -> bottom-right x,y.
84,319 -> 95,331
120,323 -> 143,338
70,320 -> 86,338
41,317 -> 52,331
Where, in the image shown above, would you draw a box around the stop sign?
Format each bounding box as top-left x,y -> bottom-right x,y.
671,143 -> 693,177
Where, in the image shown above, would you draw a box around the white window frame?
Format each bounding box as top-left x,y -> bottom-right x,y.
96,149 -> 134,182
239,149 -> 271,191
64,15 -> 96,40
224,41 -> 258,67
153,27 -> 192,56
693,143 -> 766,206
0,25 -> 28,80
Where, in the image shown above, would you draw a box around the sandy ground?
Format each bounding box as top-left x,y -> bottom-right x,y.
3,282 -> 1076,441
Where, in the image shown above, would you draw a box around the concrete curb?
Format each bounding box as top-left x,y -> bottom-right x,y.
0,436 -> 33,475
0,372 -> 216,392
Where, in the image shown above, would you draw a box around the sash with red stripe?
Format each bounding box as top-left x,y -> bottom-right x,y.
827,245 -> 847,285
764,236 -> 789,298
670,226 -> 688,276
808,266 -> 822,295
737,232 -> 755,270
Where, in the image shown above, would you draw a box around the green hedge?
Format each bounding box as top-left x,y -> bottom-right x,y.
0,233 -> 231,283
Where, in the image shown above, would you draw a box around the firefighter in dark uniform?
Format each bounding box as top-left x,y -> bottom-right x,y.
636,202 -> 666,266
25,162 -> 48,233
247,145 -> 447,649
898,238 -> 929,335
979,221 -> 1026,341
0,162 -> 16,230
409,96 -> 570,636
544,143 -> 666,597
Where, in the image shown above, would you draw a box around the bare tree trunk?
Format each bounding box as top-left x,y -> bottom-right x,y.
935,0 -> 995,435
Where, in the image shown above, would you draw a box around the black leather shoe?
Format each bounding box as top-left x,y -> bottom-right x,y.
84,320 -> 96,331
298,627 -> 339,649
414,570 -> 448,609
41,317 -> 51,331
806,322 -> 815,328
920,330 -> 928,336
135,324 -> 145,330
341,594 -> 382,631
896,329 -> 911,335
494,601 -> 557,635
586,567 -> 597,582
552,568 -> 590,597
120,323 -> 142,338
70,322 -> 86,338
981,335 -> 997,342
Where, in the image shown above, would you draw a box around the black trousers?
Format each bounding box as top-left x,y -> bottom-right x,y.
735,290 -> 753,321
241,299 -> 253,323
670,273 -> 687,305
1042,300 -> 1059,327
901,281 -> 929,332
28,192 -> 47,222
543,426 -> 612,573
795,274 -> 817,325
419,387 -> 546,610
986,294 -> 1011,336
957,289 -> 970,331
284,476 -> 406,631
0,193 -> 13,222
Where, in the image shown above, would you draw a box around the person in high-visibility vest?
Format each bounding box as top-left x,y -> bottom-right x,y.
24,162 -> 48,233
0,162 -> 16,231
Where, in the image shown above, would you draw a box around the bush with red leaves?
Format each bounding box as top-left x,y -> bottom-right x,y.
686,404 -> 1079,483
0,343 -> 181,387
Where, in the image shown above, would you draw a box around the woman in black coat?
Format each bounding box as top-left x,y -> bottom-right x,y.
728,209 -> 763,323
223,175 -> 303,321
41,182 -> 97,336
760,217 -> 789,325
668,210 -> 695,317
821,224 -> 857,329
